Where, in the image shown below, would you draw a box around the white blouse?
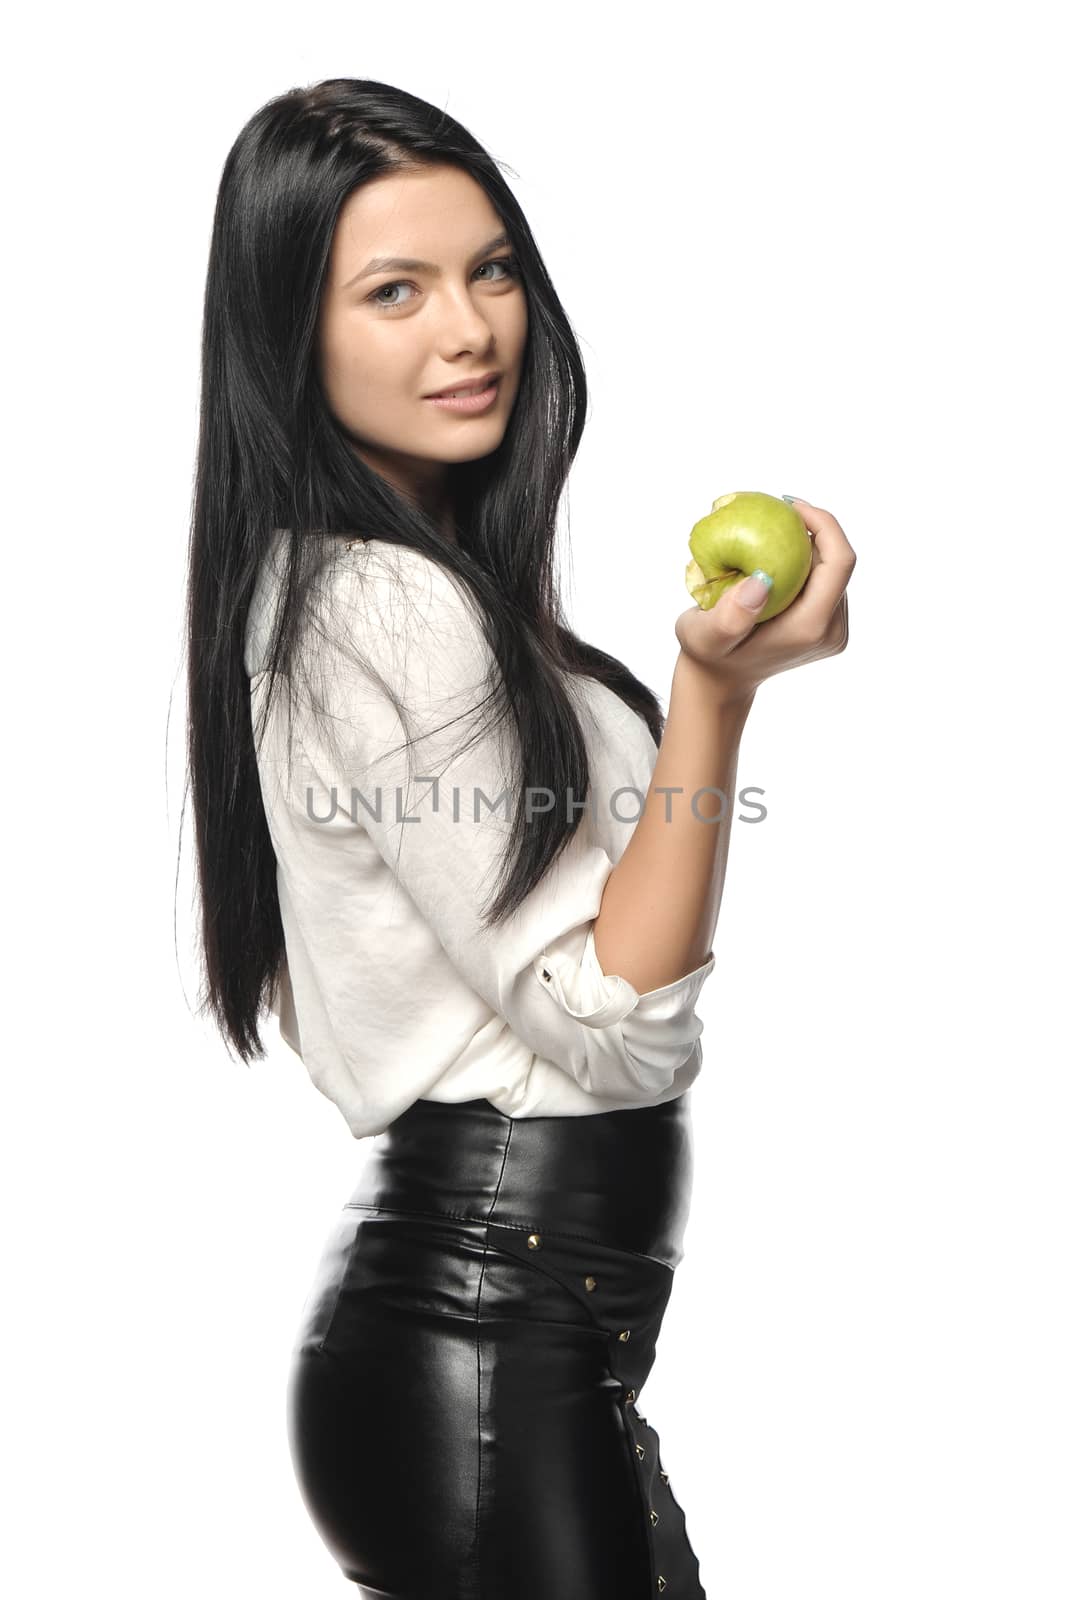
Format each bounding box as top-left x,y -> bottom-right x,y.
244,530 -> 716,1140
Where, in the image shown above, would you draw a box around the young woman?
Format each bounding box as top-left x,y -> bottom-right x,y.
186,77 -> 855,1600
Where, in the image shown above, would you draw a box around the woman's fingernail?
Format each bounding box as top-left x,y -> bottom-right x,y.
781,494 -> 797,504
738,569 -> 774,609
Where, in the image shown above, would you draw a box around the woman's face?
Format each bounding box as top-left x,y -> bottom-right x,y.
317,164 -> 528,522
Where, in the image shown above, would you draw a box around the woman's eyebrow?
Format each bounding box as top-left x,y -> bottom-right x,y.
342,232 -> 511,290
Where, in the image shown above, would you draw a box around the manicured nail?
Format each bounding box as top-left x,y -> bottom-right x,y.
738,569 -> 774,609
781,494 -> 797,504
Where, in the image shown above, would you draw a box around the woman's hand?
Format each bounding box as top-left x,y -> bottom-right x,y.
674,497 -> 856,703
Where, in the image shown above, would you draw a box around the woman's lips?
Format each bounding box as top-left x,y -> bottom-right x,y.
424,378 -> 501,414
425,372 -> 500,398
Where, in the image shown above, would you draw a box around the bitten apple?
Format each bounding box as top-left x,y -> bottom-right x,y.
685,491 -> 812,623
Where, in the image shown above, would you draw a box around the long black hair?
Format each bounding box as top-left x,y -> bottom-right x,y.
184,77 -> 665,1063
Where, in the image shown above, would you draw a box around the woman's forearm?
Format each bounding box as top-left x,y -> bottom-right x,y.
592,650 -> 756,994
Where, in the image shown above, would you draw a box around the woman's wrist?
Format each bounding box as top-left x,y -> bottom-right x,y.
672,647 -> 759,714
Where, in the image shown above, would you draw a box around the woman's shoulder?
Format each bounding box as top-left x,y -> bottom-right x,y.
326,536 -> 481,629
336,533 -> 457,576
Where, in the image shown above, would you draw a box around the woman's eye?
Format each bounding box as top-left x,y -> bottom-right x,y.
369,281 -> 414,309
369,255 -> 518,311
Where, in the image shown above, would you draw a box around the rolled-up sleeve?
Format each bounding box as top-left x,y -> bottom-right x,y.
295,543 -> 716,1102
536,927 -> 714,1082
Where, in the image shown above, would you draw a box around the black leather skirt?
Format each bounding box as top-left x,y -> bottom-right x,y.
286,1093 -> 706,1599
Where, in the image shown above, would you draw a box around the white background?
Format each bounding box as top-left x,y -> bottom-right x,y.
5,0 -> 1062,1595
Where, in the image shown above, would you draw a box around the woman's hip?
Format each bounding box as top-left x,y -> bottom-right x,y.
284,1094 -> 705,1597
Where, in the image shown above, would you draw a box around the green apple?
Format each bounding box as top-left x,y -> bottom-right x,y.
685,491 -> 812,623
